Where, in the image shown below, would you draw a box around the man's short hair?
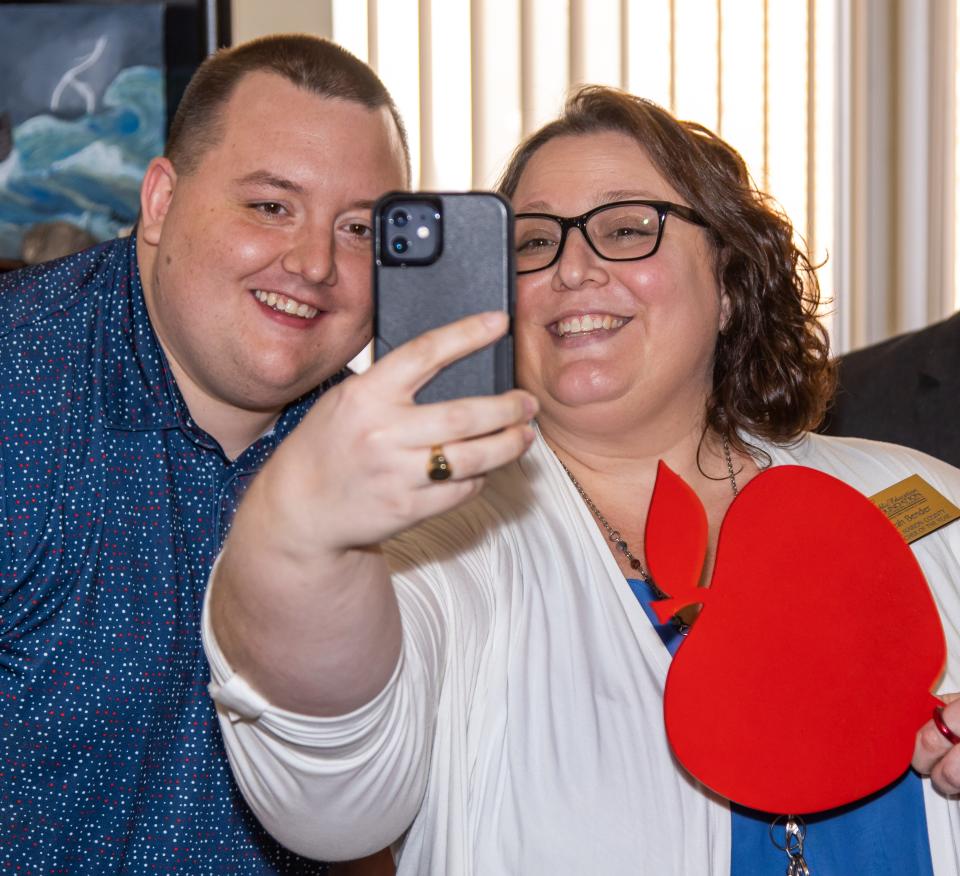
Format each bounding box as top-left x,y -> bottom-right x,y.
165,34 -> 410,178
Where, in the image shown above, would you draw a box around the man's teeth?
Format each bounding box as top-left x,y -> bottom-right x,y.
554,314 -> 626,337
253,289 -> 319,319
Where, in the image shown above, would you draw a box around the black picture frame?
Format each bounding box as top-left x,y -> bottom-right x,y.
162,0 -> 232,132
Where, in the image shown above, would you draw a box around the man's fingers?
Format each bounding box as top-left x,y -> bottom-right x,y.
369,311 -> 509,395
913,695 -> 960,784
930,746 -> 960,795
914,720 -> 953,774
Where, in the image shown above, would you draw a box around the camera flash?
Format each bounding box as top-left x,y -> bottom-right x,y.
416,225 -> 431,240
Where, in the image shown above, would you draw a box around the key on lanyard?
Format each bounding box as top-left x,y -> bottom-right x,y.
770,815 -> 811,876
783,816 -> 810,876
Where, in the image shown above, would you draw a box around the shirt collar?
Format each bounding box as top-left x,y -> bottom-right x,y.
102,232 -> 184,431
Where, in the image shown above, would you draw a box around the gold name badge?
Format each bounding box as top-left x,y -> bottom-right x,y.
870,474 -> 960,544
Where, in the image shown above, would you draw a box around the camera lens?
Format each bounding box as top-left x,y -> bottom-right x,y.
391,210 -> 410,227
391,236 -> 409,254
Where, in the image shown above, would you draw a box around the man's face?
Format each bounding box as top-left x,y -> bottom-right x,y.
138,71 -> 408,424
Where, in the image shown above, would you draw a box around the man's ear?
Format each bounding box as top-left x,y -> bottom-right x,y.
139,157 -> 178,245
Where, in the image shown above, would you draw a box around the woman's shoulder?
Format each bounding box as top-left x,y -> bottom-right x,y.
760,433 -> 960,629
760,431 -> 960,499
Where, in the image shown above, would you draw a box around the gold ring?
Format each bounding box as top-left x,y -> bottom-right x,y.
427,445 -> 452,481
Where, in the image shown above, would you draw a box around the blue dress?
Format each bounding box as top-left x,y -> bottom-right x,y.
625,577 -> 935,876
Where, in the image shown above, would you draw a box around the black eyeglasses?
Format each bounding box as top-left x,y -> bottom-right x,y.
514,199 -> 708,274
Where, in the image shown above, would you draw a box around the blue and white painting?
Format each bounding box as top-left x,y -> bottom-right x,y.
0,4 -> 165,259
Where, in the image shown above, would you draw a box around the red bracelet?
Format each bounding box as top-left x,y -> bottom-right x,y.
932,705 -> 960,745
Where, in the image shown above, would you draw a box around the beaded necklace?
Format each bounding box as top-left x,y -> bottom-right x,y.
560,435 -> 740,634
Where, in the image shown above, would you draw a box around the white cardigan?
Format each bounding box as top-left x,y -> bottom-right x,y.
202,432 -> 960,874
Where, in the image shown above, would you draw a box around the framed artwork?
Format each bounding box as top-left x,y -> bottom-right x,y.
0,0 -> 230,265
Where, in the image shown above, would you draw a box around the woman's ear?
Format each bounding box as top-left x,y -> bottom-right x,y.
139,157 -> 177,245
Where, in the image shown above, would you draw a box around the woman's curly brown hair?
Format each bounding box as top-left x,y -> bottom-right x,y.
497,85 -> 835,453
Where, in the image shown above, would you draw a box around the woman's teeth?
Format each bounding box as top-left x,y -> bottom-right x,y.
554,314 -> 625,337
253,289 -> 319,319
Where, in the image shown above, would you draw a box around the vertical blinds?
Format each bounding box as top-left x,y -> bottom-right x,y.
233,0 -> 960,349
330,0 -> 837,335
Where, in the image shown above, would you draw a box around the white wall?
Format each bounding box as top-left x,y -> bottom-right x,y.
231,0 -> 331,45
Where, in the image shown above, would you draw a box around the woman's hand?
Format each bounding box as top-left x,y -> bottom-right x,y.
209,311 -> 538,716
265,310 -> 537,556
913,693 -> 960,795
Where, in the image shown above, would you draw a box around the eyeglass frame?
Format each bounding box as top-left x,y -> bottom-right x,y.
513,199 -> 709,274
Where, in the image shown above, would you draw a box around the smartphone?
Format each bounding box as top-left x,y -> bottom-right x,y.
373,191 -> 515,404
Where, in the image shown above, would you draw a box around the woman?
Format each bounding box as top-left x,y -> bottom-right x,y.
204,87 -> 960,874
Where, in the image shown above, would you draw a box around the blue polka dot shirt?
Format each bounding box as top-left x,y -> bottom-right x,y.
0,235 -> 341,873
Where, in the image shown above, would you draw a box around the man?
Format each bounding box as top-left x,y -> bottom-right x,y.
823,311 -> 960,467
0,35 -> 409,872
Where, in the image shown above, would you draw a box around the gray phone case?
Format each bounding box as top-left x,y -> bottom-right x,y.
373,191 -> 515,403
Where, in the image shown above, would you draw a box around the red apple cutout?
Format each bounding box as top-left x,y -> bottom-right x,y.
646,462 -> 947,814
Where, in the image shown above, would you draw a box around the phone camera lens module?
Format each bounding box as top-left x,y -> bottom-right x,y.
391,236 -> 409,254
391,210 -> 410,227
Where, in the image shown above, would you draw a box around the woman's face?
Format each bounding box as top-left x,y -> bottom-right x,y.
511,130 -> 728,436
